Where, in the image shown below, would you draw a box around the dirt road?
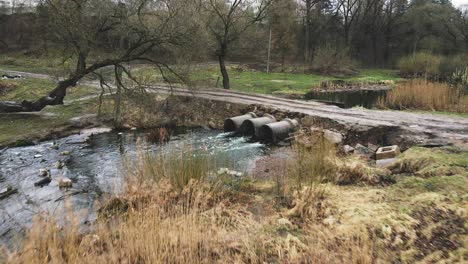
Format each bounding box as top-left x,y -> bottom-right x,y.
3,69 -> 468,144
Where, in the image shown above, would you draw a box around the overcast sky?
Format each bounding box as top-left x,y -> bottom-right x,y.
453,0 -> 468,7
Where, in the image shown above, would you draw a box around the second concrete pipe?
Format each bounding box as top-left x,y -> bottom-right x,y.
240,114 -> 276,138
224,112 -> 257,133
259,119 -> 299,143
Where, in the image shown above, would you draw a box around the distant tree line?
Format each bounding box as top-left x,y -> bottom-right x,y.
1,0 -> 466,66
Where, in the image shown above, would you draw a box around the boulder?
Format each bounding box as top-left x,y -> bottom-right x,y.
323,130 -> 343,145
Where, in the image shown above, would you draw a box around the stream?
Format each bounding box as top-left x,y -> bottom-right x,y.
0,128 -> 269,248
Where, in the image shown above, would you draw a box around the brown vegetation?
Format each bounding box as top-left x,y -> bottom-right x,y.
377,79 -> 467,112
0,81 -> 17,96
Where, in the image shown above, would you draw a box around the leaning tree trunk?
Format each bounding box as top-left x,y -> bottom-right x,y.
217,46 -> 230,90
0,73 -> 82,113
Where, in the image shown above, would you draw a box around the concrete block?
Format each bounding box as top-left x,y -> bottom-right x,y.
376,146 -> 400,160
376,158 -> 397,168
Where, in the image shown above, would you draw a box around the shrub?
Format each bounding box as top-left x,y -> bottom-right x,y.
397,52 -> 442,78
398,52 -> 468,80
377,79 -> 467,112
439,53 -> 468,79
0,80 -> 17,96
311,45 -> 358,76
451,67 -> 468,92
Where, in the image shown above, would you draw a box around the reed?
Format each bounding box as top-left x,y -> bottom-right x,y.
377,79 -> 467,112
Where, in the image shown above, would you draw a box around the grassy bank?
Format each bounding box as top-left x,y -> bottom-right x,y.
3,133 -> 466,263
0,77 -> 99,147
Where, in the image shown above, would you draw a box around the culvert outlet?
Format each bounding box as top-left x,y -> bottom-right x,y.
259,119 -> 299,143
224,112 -> 257,133
240,114 -> 276,138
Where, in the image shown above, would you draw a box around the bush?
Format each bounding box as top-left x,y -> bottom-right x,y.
451,67 -> 468,92
439,53 -> 468,79
311,45 -> 358,76
398,52 -> 468,80
397,52 -> 442,78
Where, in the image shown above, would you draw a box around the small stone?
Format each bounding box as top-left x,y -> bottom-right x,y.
355,143 -> 372,157
130,127 -> 137,131
367,143 -> 379,152
60,151 -> 71,156
49,144 -> 59,150
34,154 -> 43,158
381,224 -> 392,239
58,178 -> 73,188
217,168 -> 229,175
208,121 -> 216,130
54,161 -> 64,169
343,145 -> 355,154
277,218 -> 293,227
322,216 -> 336,226
39,169 -> 49,177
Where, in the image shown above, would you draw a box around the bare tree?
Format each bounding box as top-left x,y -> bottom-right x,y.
204,0 -> 272,89
0,0 -> 194,113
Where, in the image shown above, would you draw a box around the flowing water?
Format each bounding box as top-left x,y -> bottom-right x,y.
0,128 -> 268,248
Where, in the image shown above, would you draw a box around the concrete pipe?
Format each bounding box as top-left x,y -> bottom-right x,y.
224,112 -> 257,133
240,114 -> 276,138
259,119 -> 300,143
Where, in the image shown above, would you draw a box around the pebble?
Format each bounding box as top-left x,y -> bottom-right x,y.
58,178 -> 73,188
39,168 -> 49,177
34,154 -> 43,158
61,151 -> 71,156
54,161 -> 64,169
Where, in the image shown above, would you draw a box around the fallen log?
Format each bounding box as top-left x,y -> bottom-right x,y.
0,187 -> 18,200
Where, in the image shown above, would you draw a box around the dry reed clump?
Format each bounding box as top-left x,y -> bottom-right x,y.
377,79 -> 467,112
146,127 -> 171,144
0,80 -> 17,96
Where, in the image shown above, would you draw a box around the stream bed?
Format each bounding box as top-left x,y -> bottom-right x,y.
0,128 -> 269,248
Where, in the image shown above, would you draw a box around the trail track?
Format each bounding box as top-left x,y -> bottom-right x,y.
3,69 -> 468,144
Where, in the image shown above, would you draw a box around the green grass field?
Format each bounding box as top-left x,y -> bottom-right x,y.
133,65 -> 402,95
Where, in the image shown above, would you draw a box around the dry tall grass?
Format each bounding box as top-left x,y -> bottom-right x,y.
377,79 -> 467,112
4,141 -> 378,263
